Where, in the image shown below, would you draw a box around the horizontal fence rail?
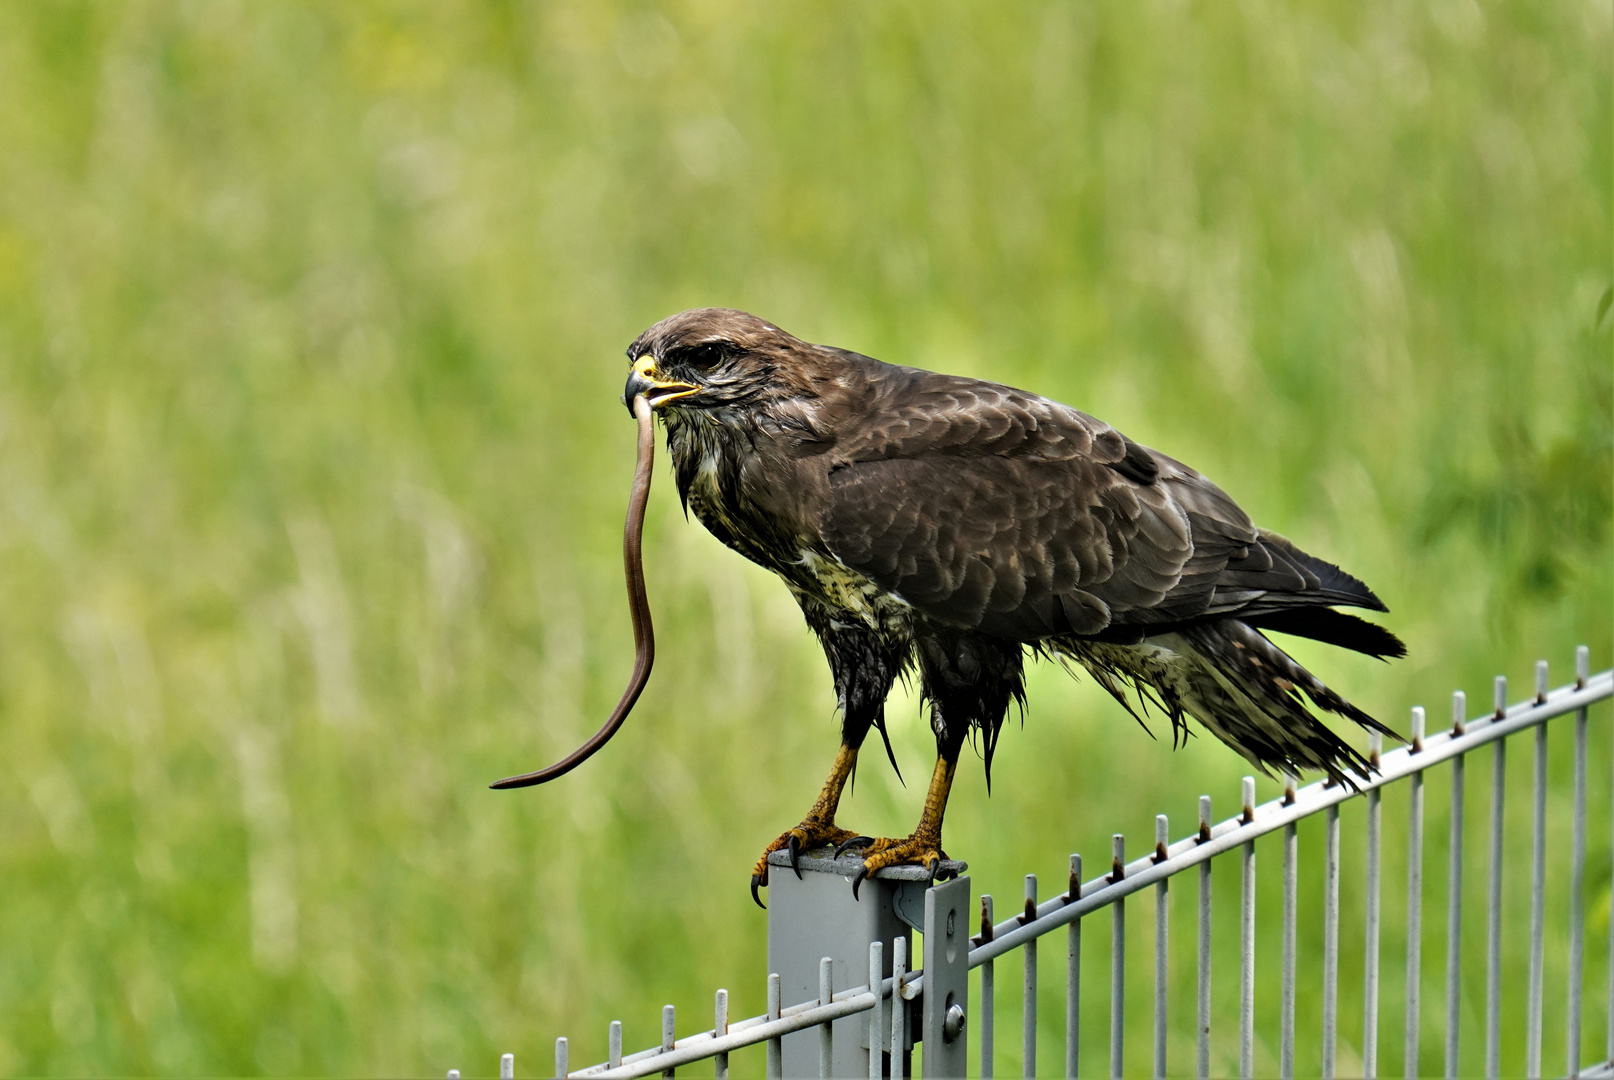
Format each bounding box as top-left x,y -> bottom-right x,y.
458,649 -> 1610,1079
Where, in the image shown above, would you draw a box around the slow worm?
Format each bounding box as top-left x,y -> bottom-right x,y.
491,393 -> 656,788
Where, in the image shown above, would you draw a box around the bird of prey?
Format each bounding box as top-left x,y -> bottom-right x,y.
620,308 -> 1404,904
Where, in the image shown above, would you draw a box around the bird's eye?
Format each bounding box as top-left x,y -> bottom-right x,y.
686,343 -> 726,370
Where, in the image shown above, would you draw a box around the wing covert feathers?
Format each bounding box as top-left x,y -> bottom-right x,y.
819,362 -> 1392,646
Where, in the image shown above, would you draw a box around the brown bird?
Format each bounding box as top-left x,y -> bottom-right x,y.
620,308 -> 1403,905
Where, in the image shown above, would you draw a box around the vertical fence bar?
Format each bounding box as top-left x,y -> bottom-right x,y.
1068,855 -> 1082,1080
501,1053 -> 514,1080
1155,815 -> 1170,1080
555,1040 -> 566,1080
892,936 -> 908,1080
1112,834 -> 1127,1080
1324,801 -> 1340,1080
1026,878 -> 1039,1078
662,1004 -> 676,1079
611,1019 -> 625,1071
1282,782 -> 1298,1080
981,895 -> 995,1080
1241,777 -> 1256,1080
712,994 -> 727,1080
1569,647 -> 1589,1078
1527,662 -> 1548,1078
1486,676 -> 1507,1080
1025,875 -> 1039,1079
869,941 -> 884,1080
767,972 -> 783,1080
1406,706 -> 1425,1080
1366,733 -> 1383,1079
1446,691 -> 1466,1080
1198,796 -> 1213,1080
818,959 -> 833,1080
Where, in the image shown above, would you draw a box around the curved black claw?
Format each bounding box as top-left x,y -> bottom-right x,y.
927,857 -> 941,886
851,865 -> 869,901
834,835 -> 875,859
751,874 -> 767,910
787,834 -> 803,880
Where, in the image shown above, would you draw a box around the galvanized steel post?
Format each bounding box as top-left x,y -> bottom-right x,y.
765,850 -> 934,1078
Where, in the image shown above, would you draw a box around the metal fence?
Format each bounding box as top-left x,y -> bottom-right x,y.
457,646 -> 1611,1079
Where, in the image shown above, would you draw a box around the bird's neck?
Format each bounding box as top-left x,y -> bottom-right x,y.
662,407 -> 817,573
663,408 -> 751,514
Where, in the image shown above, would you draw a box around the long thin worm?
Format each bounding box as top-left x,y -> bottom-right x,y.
490,394 -> 656,789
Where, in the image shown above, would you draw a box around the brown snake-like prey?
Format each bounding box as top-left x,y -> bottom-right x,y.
490,393 -> 657,789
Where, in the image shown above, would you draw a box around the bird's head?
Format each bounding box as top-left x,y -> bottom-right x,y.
623,308 -> 815,419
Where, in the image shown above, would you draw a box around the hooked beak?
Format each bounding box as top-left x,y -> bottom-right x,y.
623,355 -> 699,416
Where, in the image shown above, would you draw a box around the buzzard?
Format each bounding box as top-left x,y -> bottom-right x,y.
573,308 -> 1402,904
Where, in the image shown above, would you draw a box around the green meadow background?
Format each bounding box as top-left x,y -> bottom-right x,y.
0,2 -> 1609,1076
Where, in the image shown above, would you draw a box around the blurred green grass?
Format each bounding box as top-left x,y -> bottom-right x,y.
0,1 -> 1608,1076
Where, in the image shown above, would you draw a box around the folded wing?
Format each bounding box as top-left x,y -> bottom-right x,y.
819,364 -> 1395,651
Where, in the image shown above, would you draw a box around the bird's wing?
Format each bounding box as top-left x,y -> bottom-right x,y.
818,366 -> 1366,639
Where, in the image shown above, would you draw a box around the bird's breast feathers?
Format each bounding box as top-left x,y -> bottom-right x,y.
789,549 -> 915,633
668,411 -> 917,633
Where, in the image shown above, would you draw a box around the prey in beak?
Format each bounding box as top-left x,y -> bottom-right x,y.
623,355 -> 698,414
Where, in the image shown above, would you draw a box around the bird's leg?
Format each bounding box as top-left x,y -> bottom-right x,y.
848,753 -> 958,895
750,743 -> 863,902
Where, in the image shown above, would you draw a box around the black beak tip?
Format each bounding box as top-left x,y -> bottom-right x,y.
624,371 -> 654,416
